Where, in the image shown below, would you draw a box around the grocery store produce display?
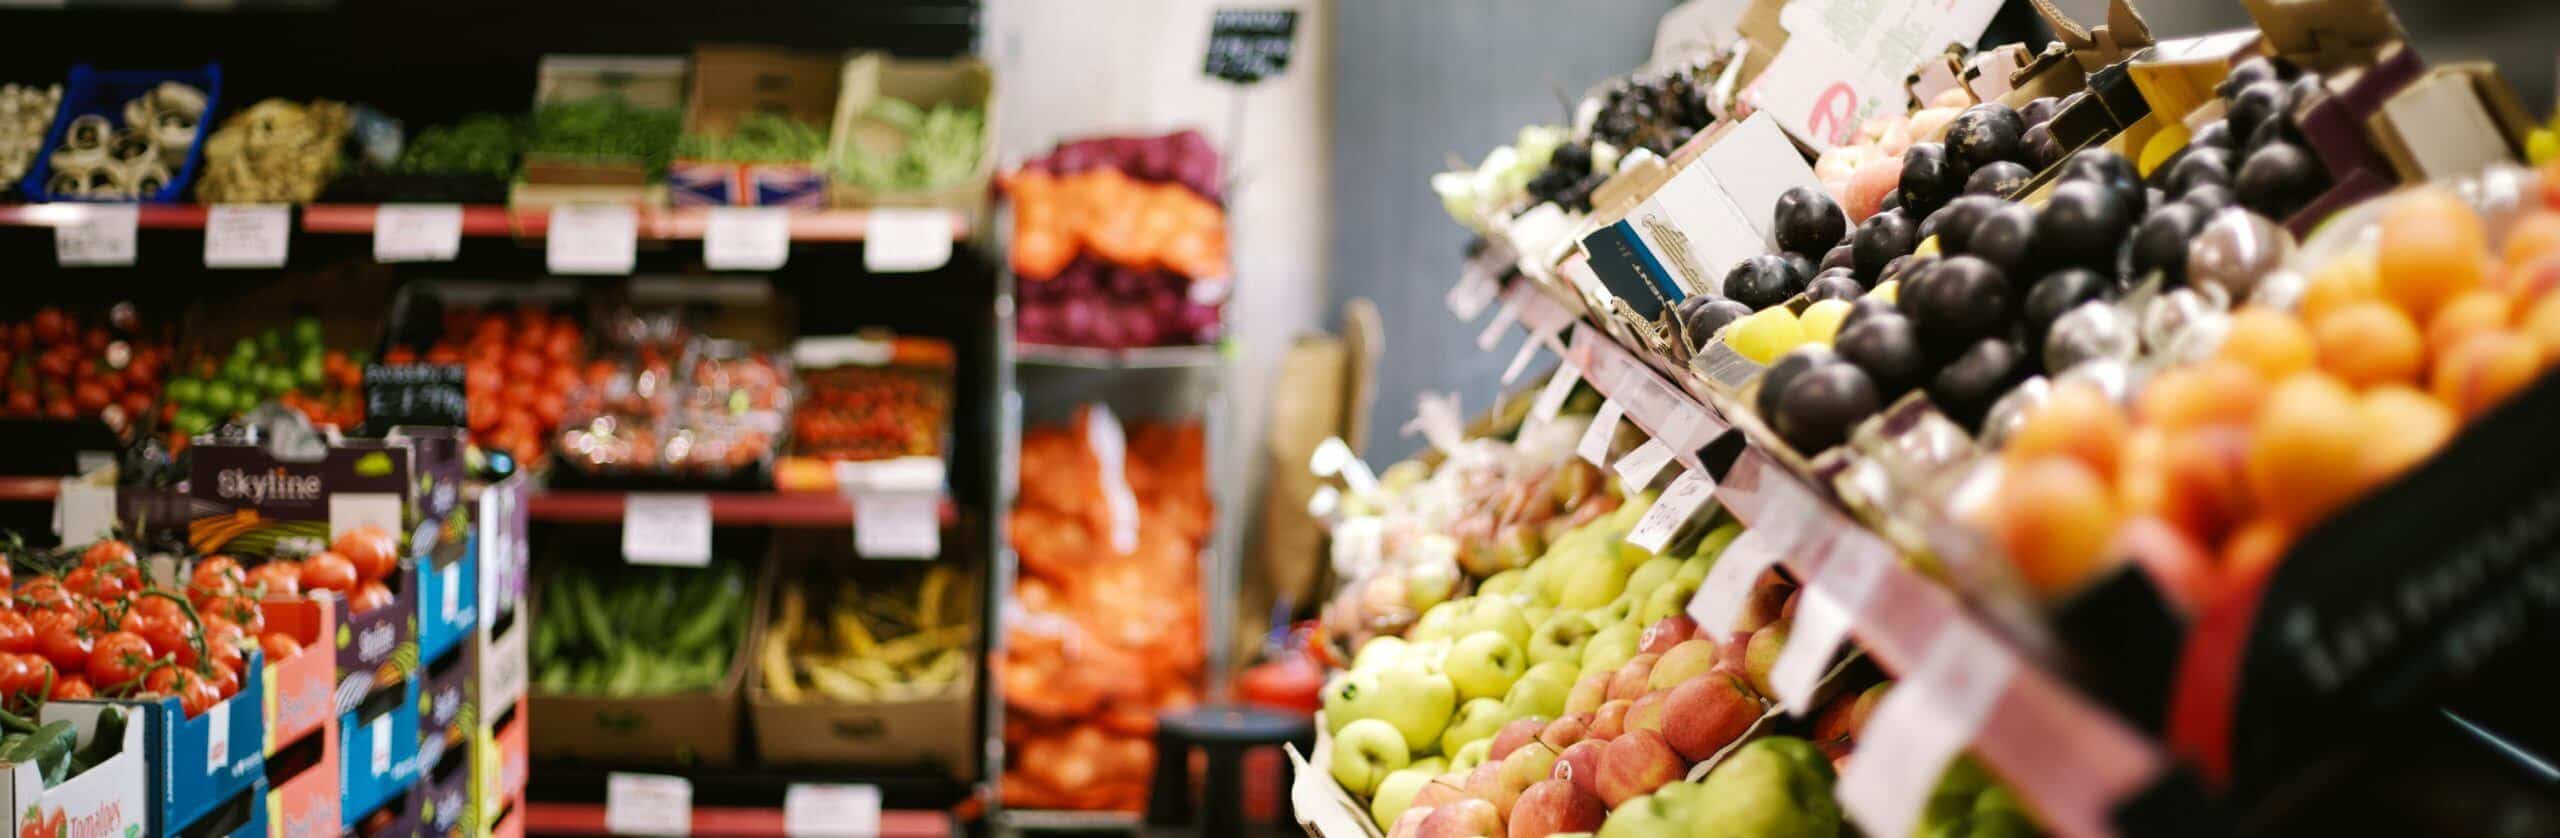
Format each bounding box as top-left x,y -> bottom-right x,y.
1005,132 -> 1230,349
533,560 -> 746,697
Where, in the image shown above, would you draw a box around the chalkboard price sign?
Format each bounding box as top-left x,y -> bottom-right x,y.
363,363 -> 469,434
1204,9 -> 1299,83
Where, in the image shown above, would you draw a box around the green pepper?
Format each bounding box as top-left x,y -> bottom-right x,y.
34,721 -> 75,785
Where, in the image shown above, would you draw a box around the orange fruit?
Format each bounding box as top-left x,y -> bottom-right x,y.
1992,456 -> 2125,599
2502,211 -> 2560,270
2004,380 -> 2130,477
2217,307 -> 2317,380
2244,373 -> 2370,526
2128,424 -> 2254,548
2430,330 -> 2541,419
2311,301 -> 2424,388
2355,385 -> 2454,485
2300,249 -> 2382,324
2423,289 -> 2516,361
2503,252 -> 2560,307
2519,292 -> 2560,363
2375,187 -> 2487,321
2137,359 -> 2265,430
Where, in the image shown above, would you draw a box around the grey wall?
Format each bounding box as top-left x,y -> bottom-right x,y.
1329,0 -> 1674,463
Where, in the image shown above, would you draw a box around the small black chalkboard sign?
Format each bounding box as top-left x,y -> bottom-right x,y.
363,363 -> 468,434
1204,9 -> 1299,83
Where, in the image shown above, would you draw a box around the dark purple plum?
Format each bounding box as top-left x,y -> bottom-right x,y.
2182,183 -> 2237,214
1806,272 -> 1864,302
1834,311 -> 1926,398
2163,147 -> 2232,197
2061,148 -> 2145,216
1681,298 -> 1753,349
1908,255 -> 2013,354
1924,195 -> 2005,255
2032,180 -> 2132,272
1756,345 -> 1836,419
1724,253 -> 1808,310
1967,203 -> 2039,277
1851,209 -> 1917,282
1928,338 -> 2027,430
1775,360 -> 1882,454
1898,143 -> 1967,217
1965,161 -> 2032,197
2130,202 -> 2206,284
2217,57 -> 2280,101
1820,243 -> 1856,273
2018,96 -> 2059,127
2234,142 -> 2327,221
2225,81 -> 2286,152
1841,296 -> 1899,334
1946,103 -> 2027,169
2023,267 -> 2115,349
2021,121 -> 2063,170
1774,186 -> 1850,259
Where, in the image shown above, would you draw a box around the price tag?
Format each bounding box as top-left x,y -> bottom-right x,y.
864,208 -> 953,273
441,560 -> 461,622
205,700 -> 229,772
1446,262 -> 1500,321
1309,437 -> 1379,496
52,478 -> 116,545
605,772 -> 693,838
1474,298 -> 1520,351
704,206 -> 791,271
1331,516 -> 1386,577
370,715 -> 391,776
621,494 -> 713,567
1515,285 -> 1578,334
853,490 -> 942,560
784,783 -> 881,837
1501,333 -> 1547,385
374,204 -> 463,262
1527,361 -> 1582,428
204,204 -> 291,268
1627,468 -> 1716,554
1577,401 -> 1624,467
55,204 -> 138,267
1838,621 -> 2017,838
547,205 -> 638,275
1404,391 -> 1465,454
1086,405 -> 1139,553
1688,486 -> 1809,632
1769,530 -> 1892,714
1613,438 -> 1675,492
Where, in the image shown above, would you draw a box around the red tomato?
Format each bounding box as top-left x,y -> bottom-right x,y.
28,308 -> 66,345
347,582 -> 394,616
425,346 -> 464,366
223,598 -> 265,636
332,527 -> 400,585
0,556 -> 12,594
248,562 -> 301,599
190,556 -> 246,600
204,662 -> 240,699
505,350 -> 543,382
142,665 -> 178,695
87,632 -> 152,687
33,614 -> 89,675
544,329 -> 582,364
134,595 -> 183,625
3,391 -> 33,415
0,654 -> 36,699
207,640 -> 244,679
384,346 -> 418,365
299,552 -> 359,594
201,615 -> 245,651
41,400 -> 75,421
49,673 -> 91,700
12,576 -> 61,610
80,540 -> 135,568
0,612 -> 30,655
175,669 -> 218,716
64,567 -> 126,601
258,633 -> 301,662
139,616 -> 198,667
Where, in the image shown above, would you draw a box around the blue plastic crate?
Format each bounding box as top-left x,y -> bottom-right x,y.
417,535 -> 480,664
339,677 -> 423,827
64,649 -> 267,838
18,63 -> 220,203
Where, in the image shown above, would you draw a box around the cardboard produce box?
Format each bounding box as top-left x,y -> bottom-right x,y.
259,596 -> 341,837
64,653 -> 266,837
339,678 -> 423,828
745,557 -> 977,778
0,702 -> 149,838
670,44 -> 839,208
825,53 -> 996,214
261,710 -> 337,838
471,700 -> 529,838
527,559 -> 757,767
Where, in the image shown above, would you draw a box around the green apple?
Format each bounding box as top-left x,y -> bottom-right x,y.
1640,578 -> 1702,626
1556,555 -> 1633,609
1528,612 -> 1600,666
1581,622 -> 1641,676
1329,718 -> 1411,796
1455,596 -> 1532,647
1406,548 -> 1462,612
1613,534 -> 1655,571
1588,592 -> 1640,629
1522,604 -> 1554,628
1321,670 -> 1381,734
1693,737 -> 1841,838
1517,560 -> 1555,606
1446,631 -> 1527,702
1690,521 -> 1744,562
1370,767 -> 1434,828
1352,636 -> 1412,673
1439,697 -> 1509,756
1374,662 -> 1458,750
1674,552 -> 1713,587
1504,662 -> 1576,718
1624,556 -> 1681,602
1448,738 -> 1492,773
1479,567 -> 1526,599
1410,756 -> 1447,776
1521,660 -> 1579,691
1410,601 -> 1463,643
1595,791 -> 1694,838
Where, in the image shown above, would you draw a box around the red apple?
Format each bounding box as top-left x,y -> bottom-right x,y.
1551,739 -> 1606,799
1538,714 -> 1591,751
1595,730 -> 1687,807
1413,774 -> 1471,811
1488,716 -> 1547,762
1589,699 -> 1632,740
1638,615 -> 1698,654
1646,638 -> 1719,691
1607,653 -> 1660,701
1663,674 -> 1761,761
1626,689 -> 1671,736
1388,806 -> 1435,838
1494,742 -> 1559,812
1462,763 -> 1505,805
1565,672 -> 1609,716
1711,632 -> 1753,680
1735,573 -> 1795,633
1508,778 -> 1607,837
1416,797 -> 1503,838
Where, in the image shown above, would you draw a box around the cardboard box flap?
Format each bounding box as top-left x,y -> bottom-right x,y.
2242,0 -> 2405,73
686,44 -> 845,138
2033,0 -> 2155,71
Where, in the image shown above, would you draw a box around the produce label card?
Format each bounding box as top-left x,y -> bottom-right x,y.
1627,467 -> 1717,554
853,490 -> 940,560
784,783 -> 880,837
1838,620 -> 2016,838
204,204 -> 291,268
606,773 -> 693,837
1204,8 -> 1300,83
1770,529 -> 1890,714
1577,400 -> 1625,467
621,494 -> 713,567
55,204 -> 138,267
374,204 -> 463,263
547,205 -> 638,275
703,206 -> 792,271
863,209 -> 953,273
1527,360 -> 1583,428
1747,0 -> 2003,149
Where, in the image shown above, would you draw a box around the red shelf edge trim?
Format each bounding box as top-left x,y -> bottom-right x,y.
522,802 -> 951,838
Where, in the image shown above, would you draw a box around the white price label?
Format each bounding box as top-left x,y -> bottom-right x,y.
853,490 -> 942,560
51,478 -> 116,545
1613,437 -> 1676,492
1404,391 -> 1465,454
605,772 -> 694,838
369,715 -> 391,776
441,560 -> 461,622
621,494 -> 713,567
1686,484 -> 1809,633
374,204 -> 463,262
1474,299 -> 1520,351
547,205 -> 638,275
1309,437 -> 1379,496
1627,468 -> 1716,554
1838,621 -> 2017,838
1527,361 -> 1582,428
1501,333 -> 1545,385
1576,401 -> 1624,467
1446,263 -> 1500,321
784,783 -> 881,837
55,204 -> 137,267
703,206 -> 791,271
205,700 -> 230,772
203,204 -> 290,268
864,208 -> 953,273
1086,405 -> 1139,553
1769,531 -> 1892,715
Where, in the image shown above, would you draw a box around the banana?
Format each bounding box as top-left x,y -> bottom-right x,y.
761,632 -> 802,702
833,611 -> 880,660
918,565 -> 953,629
807,667 -> 875,702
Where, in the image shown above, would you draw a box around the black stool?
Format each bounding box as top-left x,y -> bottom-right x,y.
1147,705 -> 1315,835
